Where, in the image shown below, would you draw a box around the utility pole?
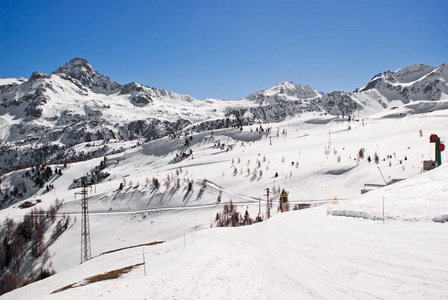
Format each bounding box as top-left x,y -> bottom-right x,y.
265,188 -> 270,219
77,176 -> 91,264
142,247 -> 146,276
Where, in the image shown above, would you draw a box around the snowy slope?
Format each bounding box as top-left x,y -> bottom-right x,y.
3,168 -> 448,299
1,60 -> 448,299
332,164 -> 448,222
1,106 -> 448,299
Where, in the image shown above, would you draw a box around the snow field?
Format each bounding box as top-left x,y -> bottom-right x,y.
4,206 -> 448,299
2,111 -> 448,299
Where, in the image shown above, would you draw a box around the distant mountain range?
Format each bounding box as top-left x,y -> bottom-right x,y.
1,58 -> 447,173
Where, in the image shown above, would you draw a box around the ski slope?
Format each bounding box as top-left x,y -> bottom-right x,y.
3,196 -> 448,299
1,110 -> 448,299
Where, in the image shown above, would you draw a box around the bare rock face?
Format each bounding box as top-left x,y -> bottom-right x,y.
120,83 -> 153,106
53,58 -> 121,94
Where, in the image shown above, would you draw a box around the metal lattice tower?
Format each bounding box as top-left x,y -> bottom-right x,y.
78,176 -> 91,264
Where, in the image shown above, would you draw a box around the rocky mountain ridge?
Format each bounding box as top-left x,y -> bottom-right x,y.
246,81 -> 322,104
0,58 -> 447,174
359,64 -> 448,103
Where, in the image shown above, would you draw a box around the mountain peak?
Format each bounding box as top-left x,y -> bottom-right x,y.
391,64 -> 435,83
275,81 -> 297,88
53,57 -> 97,79
245,81 -> 321,104
53,58 -> 120,94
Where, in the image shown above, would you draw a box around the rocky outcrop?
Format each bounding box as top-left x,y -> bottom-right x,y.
53,58 -> 121,94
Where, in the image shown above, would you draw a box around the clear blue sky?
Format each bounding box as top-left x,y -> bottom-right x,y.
1,0 -> 447,100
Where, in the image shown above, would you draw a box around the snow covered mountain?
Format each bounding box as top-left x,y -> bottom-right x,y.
353,63 -> 448,114
0,59 -> 447,175
1,59 -> 448,298
53,58 -> 121,95
245,81 -> 322,104
0,58 -> 228,173
360,64 -> 448,102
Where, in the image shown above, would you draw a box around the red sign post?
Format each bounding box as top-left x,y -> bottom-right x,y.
430,134 -> 445,166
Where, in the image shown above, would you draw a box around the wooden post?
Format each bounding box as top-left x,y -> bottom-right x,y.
142,247 -> 146,276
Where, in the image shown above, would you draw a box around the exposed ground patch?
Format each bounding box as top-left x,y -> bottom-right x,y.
52,263 -> 143,294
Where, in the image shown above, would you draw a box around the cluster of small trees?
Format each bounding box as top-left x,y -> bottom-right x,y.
0,142 -> 66,176
355,147 -> 410,171
214,200 -> 243,227
231,155 -> 271,179
251,124 -> 271,134
66,145 -> 110,163
28,165 -> 56,188
358,148 -> 380,164
0,199 -> 68,295
214,200 -> 262,227
118,167 -> 195,193
1,164 -> 65,207
70,157 -> 110,190
87,157 -> 110,185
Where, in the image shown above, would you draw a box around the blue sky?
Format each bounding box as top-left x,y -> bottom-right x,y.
1,0 -> 447,100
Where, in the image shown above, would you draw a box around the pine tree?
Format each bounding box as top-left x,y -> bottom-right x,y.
358,148 -> 365,159
374,152 -> 379,164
